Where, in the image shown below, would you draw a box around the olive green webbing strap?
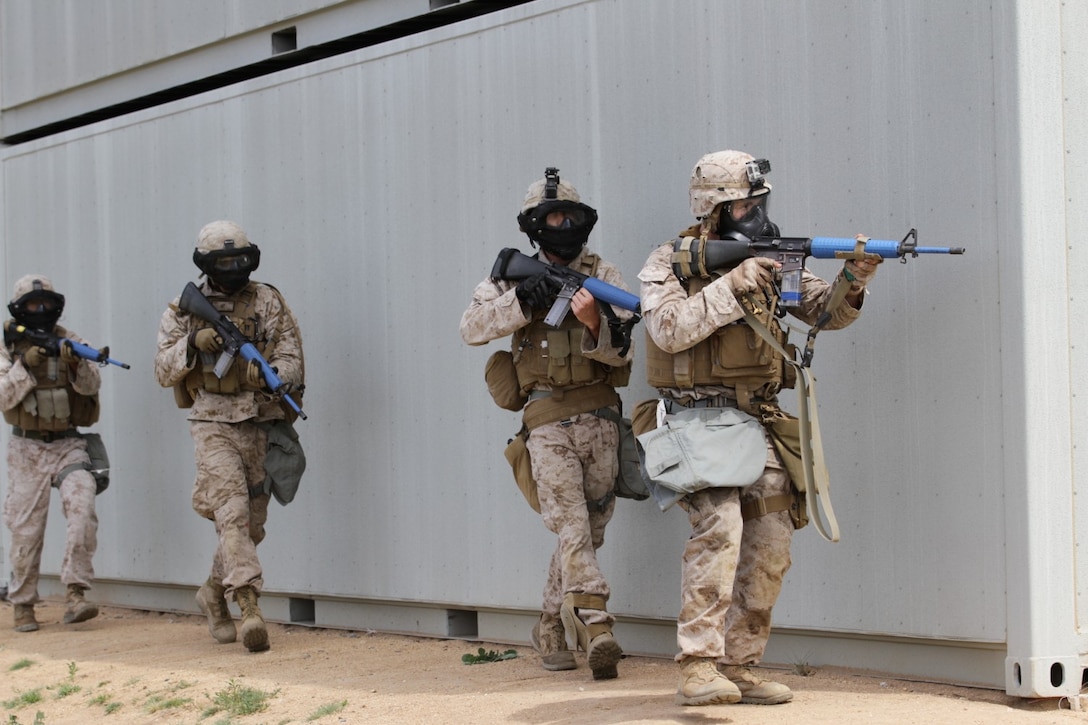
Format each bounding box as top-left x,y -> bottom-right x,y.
740,294 -> 840,542
522,382 -> 619,431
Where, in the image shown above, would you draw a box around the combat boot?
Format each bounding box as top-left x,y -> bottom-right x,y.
13,603 -> 38,632
530,613 -> 576,671
560,593 -> 623,680
676,657 -> 742,706
195,578 -> 237,644
719,665 -> 793,705
234,585 -> 270,653
62,584 -> 99,624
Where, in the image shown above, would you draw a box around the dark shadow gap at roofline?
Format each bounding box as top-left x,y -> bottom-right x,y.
1,0 -> 535,146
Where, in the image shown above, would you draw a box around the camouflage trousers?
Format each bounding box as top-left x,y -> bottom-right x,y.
527,411 -> 618,627
190,420 -> 270,596
675,434 -> 794,664
3,436 -> 98,605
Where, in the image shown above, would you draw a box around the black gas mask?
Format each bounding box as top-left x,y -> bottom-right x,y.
517,167 -> 598,262
718,195 -> 780,240
193,245 -> 261,294
8,286 -> 64,331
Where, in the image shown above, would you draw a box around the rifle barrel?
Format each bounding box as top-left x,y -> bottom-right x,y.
582,277 -> 641,314
809,237 -> 965,259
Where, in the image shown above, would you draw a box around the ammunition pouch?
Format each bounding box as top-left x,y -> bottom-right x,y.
517,326 -> 616,389
2,339 -> 100,430
644,275 -> 795,395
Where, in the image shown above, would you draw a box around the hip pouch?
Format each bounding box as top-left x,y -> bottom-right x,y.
614,415 -> 648,501
504,426 -> 540,512
636,406 -> 766,496
485,350 -> 529,411
259,419 -> 307,505
766,415 -> 809,529
53,432 -> 110,495
590,406 -> 648,501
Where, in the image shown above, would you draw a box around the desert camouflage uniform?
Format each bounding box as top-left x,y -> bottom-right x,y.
638,240 -> 860,665
460,248 -> 632,628
0,328 -> 100,605
154,280 -> 302,596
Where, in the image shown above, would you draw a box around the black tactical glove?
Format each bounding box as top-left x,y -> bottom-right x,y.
515,273 -> 562,311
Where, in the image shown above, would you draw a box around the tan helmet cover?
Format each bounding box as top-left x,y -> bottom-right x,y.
196,220 -> 253,254
520,177 -> 582,215
689,150 -> 772,219
10,274 -> 56,304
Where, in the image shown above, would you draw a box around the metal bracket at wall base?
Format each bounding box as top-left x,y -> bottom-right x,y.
1005,654 -> 1086,698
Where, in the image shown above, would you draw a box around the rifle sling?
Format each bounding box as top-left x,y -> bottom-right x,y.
597,301 -> 639,357
741,293 -> 840,542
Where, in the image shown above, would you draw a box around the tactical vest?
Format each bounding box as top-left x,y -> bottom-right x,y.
4,327 -> 99,431
511,252 -> 631,393
645,274 -> 796,400
182,285 -> 271,399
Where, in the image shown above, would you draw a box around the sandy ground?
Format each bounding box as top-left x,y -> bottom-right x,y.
0,599 -> 1083,725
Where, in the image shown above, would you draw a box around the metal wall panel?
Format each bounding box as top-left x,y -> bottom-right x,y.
0,0 -> 1083,695
1,0 -> 340,104
0,0 -> 469,138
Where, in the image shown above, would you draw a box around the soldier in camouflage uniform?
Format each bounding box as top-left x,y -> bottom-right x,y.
638,151 -> 880,706
155,221 -> 303,653
1,275 -> 102,632
460,169 -> 633,680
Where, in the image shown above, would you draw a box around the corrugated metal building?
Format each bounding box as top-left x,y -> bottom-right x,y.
0,0 -> 1083,699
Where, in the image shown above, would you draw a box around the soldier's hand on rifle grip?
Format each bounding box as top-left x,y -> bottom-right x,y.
59,340 -> 79,365
21,346 -> 46,368
189,328 -> 223,353
515,273 -> 562,311
725,258 -> 779,296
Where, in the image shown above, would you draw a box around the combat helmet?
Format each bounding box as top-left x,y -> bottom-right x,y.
193,220 -> 261,293
689,150 -> 777,239
517,167 -> 599,261
8,274 -> 64,331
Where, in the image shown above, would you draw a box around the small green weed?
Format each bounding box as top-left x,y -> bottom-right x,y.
306,699 -> 347,721
144,694 -> 192,713
66,662 -> 77,680
461,647 -> 518,665
202,679 -> 277,718
53,683 -> 81,699
2,690 -> 43,710
8,659 -> 33,672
